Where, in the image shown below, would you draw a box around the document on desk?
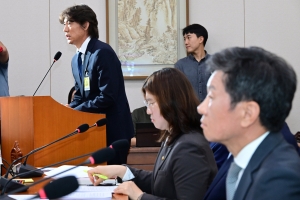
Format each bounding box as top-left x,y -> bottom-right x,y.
8,186 -> 117,199
44,165 -> 89,178
61,185 -> 117,199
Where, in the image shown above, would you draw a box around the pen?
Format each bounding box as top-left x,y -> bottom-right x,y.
83,169 -> 108,180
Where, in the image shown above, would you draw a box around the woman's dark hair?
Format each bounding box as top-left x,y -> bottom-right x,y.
59,4 -> 99,39
142,68 -> 202,145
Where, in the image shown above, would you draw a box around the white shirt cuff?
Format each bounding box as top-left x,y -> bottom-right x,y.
122,167 -> 135,181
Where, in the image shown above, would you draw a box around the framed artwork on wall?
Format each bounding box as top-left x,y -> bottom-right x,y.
106,0 -> 189,79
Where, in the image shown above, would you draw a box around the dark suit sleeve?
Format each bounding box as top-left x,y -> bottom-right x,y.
128,167 -> 153,194
69,81 -> 83,107
72,49 -> 122,112
170,142 -> 212,200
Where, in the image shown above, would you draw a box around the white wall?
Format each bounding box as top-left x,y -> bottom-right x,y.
189,0 -> 300,133
1,0 -> 300,133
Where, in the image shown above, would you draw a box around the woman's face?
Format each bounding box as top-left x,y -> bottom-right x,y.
145,91 -> 169,131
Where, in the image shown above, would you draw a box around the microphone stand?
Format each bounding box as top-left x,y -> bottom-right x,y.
1,152 -> 93,194
4,124 -> 89,181
33,51 -> 62,96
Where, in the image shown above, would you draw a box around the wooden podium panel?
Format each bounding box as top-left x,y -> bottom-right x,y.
0,96 -> 106,167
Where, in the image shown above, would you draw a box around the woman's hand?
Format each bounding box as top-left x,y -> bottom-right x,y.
87,165 -> 127,186
114,181 -> 143,200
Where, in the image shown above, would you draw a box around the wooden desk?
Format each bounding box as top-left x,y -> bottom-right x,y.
127,147 -> 160,171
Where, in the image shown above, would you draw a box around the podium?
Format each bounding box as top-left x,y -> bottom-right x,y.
0,96 -> 106,168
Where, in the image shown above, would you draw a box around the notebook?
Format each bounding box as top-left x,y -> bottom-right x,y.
135,122 -> 161,147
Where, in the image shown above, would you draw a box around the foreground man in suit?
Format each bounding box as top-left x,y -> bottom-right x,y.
198,46 -> 300,200
59,4 -> 134,164
203,122 -> 300,200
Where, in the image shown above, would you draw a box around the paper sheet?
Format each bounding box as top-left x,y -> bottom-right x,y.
8,186 -> 117,199
44,165 -> 90,178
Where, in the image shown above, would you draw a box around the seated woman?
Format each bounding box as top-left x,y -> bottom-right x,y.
87,68 -> 217,199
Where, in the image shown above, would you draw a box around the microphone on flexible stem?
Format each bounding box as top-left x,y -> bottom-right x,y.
2,123 -> 89,191
89,118 -> 107,128
1,139 -> 127,195
2,147 -> 115,198
0,124 -> 89,195
18,123 -> 89,178
30,176 -> 79,200
33,51 -> 62,96
0,151 -> 94,195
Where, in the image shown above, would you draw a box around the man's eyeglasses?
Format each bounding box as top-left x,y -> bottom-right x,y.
143,100 -> 156,108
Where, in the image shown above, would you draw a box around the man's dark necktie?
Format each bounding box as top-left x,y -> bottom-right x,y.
77,52 -> 82,77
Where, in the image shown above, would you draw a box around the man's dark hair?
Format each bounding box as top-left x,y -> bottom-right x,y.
59,4 -> 99,39
183,24 -> 208,46
206,46 -> 297,132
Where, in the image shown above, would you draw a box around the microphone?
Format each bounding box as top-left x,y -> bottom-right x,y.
1,150 -> 97,195
89,118 -> 107,128
0,46 -> 3,53
33,51 -> 62,96
1,139 -> 121,194
110,139 -> 130,150
3,147 -> 115,197
4,123 -> 89,181
19,123 -> 89,178
30,176 -> 79,199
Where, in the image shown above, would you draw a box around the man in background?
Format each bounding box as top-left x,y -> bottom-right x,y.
175,24 -> 228,169
198,46 -> 300,200
0,41 -> 9,97
175,23 -> 210,102
59,4 -> 134,164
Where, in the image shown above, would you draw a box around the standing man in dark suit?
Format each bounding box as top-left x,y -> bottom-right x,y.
198,46 -> 300,200
59,4 -> 134,164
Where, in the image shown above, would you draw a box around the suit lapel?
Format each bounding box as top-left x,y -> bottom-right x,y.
72,57 -> 84,95
234,132 -> 283,200
153,141 -> 174,180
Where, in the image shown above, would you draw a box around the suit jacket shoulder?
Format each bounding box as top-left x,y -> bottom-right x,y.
234,132 -> 300,200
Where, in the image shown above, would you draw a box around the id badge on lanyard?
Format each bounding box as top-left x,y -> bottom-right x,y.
84,72 -> 90,91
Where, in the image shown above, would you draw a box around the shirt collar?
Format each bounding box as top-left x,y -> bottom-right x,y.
188,50 -> 208,61
77,36 -> 91,54
234,131 -> 269,169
